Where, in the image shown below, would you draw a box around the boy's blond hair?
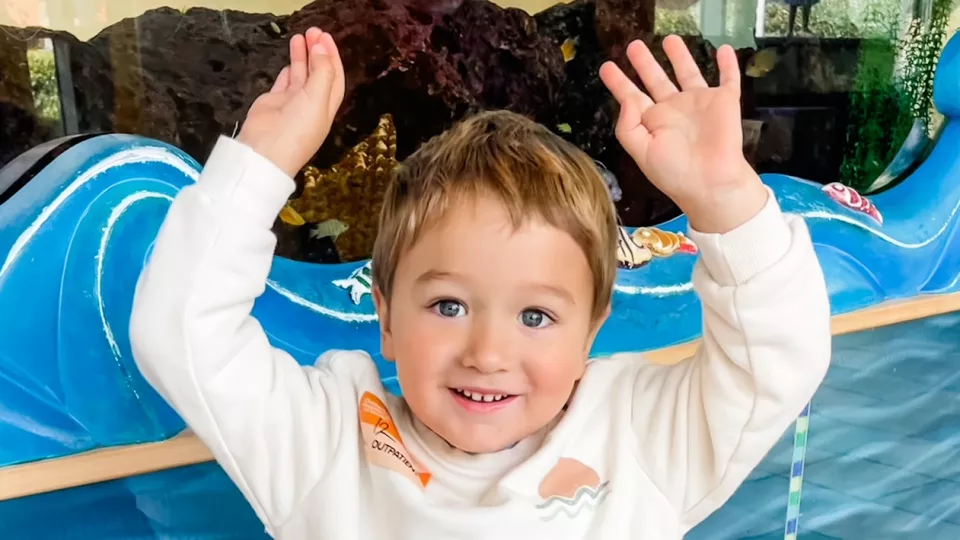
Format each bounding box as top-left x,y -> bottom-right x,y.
371,110 -> 618,321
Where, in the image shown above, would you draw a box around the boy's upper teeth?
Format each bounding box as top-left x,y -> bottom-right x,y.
458,389 -> 506,402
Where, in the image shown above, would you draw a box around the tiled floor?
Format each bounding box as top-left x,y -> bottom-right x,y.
690,310 -> 960,539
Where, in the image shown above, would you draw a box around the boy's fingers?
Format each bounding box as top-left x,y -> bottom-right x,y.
305,43 -> 335,104
717,45 -> 741,93
599,61 -> 653,112
662,35 -> 707,91
319,32 -> 345,105
614,100 -> 650,166
288,34 -> 308,90
305,26 -> 323,50
270,66 -> 290,93
638,103 -> 683,135
626,39 -> 678,102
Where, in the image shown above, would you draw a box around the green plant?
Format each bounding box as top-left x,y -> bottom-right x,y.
27,47 -> 62,130
838,0 -> 954,191
654,8 -> 701,36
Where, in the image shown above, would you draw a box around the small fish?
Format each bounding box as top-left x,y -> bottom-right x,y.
745,47 -> 780,78
310,219 -> 349,241
594,160 -> 622,203
561,38 -> 577,63
269,21 -> 282,36
333,262 -> 374,304
632,227 -> 697,257
822,182 -> 883,224
556,123 -> 572,134
616,227 -> 652,269
279,205 -> 306,226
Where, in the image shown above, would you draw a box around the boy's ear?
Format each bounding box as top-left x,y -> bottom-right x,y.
574,303 -> 611,381
372,286 -> 395,363
584,303 -> 611,357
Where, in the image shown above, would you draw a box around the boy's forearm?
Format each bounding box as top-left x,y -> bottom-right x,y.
130,135 -> 295,388
691,191 -> 831,406
630,193 -> 831,527
129,136 -> 335,527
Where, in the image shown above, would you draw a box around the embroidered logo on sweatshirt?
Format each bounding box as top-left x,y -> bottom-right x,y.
536,458 -> 611,521
359,392 -> 432,488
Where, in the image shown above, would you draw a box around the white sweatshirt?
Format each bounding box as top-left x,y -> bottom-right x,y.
130,136 -> 831,539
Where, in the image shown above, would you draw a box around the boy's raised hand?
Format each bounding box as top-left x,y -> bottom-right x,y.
600,36 -> 768,234
238,28 -> 345,179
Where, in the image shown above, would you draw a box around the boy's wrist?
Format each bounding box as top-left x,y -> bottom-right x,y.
680,164 -> 768,235
198,136 -> 297,229
236,131 -> 299,180
686,185 -> 792,286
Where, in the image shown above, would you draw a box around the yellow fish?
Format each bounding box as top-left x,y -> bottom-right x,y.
561,38 -> 577,63
556,123 -> 572,134
279,205 -> 306,226
745,48 -> 780,78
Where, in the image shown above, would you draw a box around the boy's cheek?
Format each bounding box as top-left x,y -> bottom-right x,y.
394,314 -> 462,366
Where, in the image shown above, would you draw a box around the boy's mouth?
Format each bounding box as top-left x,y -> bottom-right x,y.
449,388 -> 517,412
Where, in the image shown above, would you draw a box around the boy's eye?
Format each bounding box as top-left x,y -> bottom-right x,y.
519,309 -> 551,329
434,300 -> 466,318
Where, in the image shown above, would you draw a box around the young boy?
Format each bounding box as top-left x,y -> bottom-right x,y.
130,27 -> 831,539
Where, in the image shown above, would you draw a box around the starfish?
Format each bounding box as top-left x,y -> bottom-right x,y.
280,114 -> 398,261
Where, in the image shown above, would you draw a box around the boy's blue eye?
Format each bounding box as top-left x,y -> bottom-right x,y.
435,300 -> 466,318
519,309 -> 551,328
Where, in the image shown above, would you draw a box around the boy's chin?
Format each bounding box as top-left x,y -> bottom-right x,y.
455,436 -> 517,454
434,423 -> 523,454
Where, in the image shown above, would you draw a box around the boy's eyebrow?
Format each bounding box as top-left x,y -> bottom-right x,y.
414,269 -> 461,285
413,270 -> 576,305
525,283 -> 576,305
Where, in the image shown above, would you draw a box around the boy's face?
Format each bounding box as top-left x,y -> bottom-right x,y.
373,193 -> 607,454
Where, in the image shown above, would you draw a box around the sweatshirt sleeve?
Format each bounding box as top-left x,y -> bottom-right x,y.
129,136 -> 344,533
626,189 -> 832,531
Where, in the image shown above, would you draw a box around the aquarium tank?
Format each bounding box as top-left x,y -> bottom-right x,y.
4,0 -> 957,264
1,0 -> 960,538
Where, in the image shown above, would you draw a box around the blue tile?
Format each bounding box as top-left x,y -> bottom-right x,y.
687,476 -> 787,540
875,478 -> 960,525
910,412 -> 960,443
800,482 -> 960,539
804,456 -> 931,501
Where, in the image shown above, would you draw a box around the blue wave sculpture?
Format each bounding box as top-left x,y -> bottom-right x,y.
1,32 -> 959,470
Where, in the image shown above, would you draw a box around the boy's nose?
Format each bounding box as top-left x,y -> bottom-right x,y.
461,318 -> 510,373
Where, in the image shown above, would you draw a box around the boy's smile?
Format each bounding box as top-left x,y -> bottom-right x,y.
373,191 -> 606,454
449,388 -> 518,413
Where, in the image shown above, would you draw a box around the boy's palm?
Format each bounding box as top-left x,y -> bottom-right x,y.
239,28 -> 345,178
600,36 -> 747,210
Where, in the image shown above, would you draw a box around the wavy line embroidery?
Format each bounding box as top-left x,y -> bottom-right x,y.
538,485 -> 613,521
536,458 -> 611,521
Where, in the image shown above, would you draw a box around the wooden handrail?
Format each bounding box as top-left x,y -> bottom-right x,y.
2,291 -> 959,502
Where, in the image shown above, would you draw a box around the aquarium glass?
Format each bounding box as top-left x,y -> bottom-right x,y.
2,0 -> 959,262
